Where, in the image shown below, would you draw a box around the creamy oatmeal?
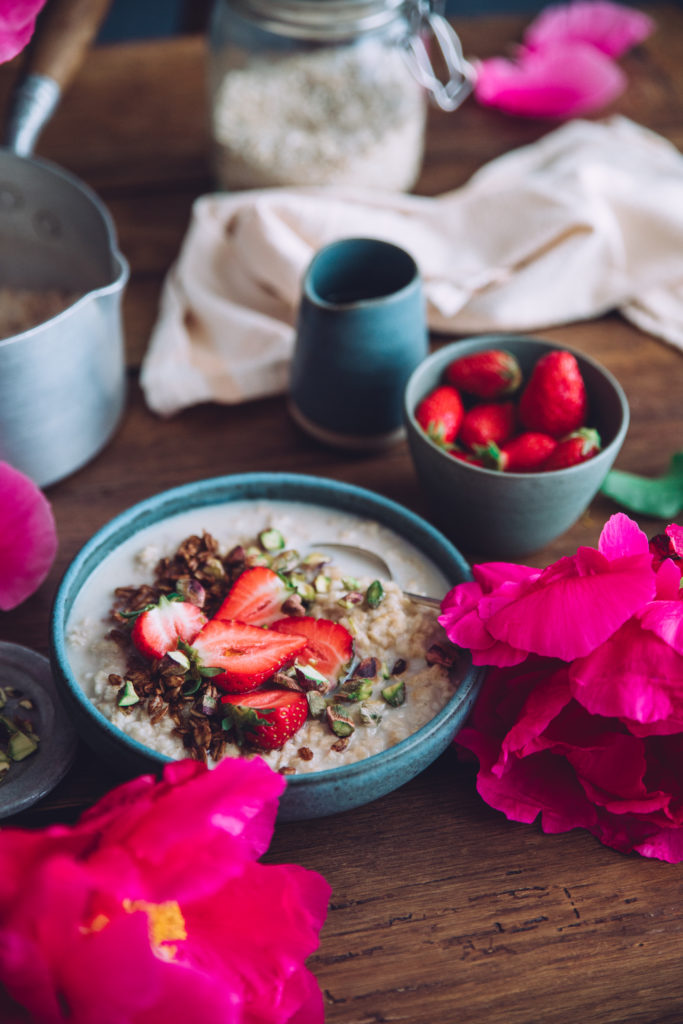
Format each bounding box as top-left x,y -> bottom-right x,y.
66,500 -> 464,775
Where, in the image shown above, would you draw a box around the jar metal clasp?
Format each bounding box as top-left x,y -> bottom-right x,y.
404,0 -> 476,112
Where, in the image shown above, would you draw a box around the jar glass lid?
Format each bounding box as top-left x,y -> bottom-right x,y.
226,0 -> 410,40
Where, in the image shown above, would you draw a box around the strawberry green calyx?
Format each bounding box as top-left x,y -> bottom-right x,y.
565,427 -> 601,454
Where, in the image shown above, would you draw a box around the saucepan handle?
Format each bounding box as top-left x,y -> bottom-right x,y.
3,0 -> 112,156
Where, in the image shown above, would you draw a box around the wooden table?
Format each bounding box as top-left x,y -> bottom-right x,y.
2,7 -> 683,1022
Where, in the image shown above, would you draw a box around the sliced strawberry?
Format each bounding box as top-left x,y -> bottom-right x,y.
270,616 -> 353,686
189,618 -> 306,693
131,595 -> 207,660
214,566 -> 292,625
221,689 -> 308,751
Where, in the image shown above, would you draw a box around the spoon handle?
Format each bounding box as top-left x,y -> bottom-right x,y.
403,591 -> 442,610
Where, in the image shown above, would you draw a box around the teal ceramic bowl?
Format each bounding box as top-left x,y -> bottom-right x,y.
405,335 -> 629,559
50,473 -> 485,821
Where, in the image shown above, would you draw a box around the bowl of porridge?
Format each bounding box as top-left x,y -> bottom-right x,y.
51,472 -> 484,820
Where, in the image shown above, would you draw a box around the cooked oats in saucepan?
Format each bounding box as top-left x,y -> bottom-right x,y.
0,287 -> 80,339
66,501 -> 464,775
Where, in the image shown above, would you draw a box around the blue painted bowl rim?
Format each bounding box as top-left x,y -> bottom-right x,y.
51,472 -> 481,789
404,333 -> 630,477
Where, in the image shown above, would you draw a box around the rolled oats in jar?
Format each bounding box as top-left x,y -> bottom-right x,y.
207,0 -> 475,192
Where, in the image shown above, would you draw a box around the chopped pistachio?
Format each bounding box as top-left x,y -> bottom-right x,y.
258,528 -> 285,552
203,557 -> 226,579
337,677 -> 373,702
314,573 -> 331,594
353,656 -> 378,679
331,736 -> 350,753
381,679 -> 406,707
341,576 -> 360,590
0,688 -> 6,710
117,679 -> 140,707
294,580 -> 316,603
175,576 -> 206,607
425,643 -> 459,668
294,663 -> 330,693
281,593 -> 306,616
166,649 -> 191,672
244,545 -> 270,567
392,657 -> 408,675
18,698 -> 34,710
0,760 -> 10,777
271,549 -> 300,572
326,705 -> 355,738
338,591 -> 364,610
300,551 -> 331,568
306,692 -> 327,718
359,701 -> 384,727
273,670 -> 304,692
366,580 -> 385,609
8,728 -> 38,761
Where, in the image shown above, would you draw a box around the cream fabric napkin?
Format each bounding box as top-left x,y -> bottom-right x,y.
141,116 -> 683,416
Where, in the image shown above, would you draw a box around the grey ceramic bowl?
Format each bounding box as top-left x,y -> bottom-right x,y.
50,473 -> 485,822
405,335 -> 629,559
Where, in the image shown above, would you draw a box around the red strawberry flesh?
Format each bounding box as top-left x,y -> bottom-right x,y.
270,616 -> 353,686
131,597 -> 207,660
445,349 -> 522,399
190,618 -> 306,693
518,350 -> 588,438
221,689 -> 308,750
215,566 -> 291,625
415,385 -> 464,446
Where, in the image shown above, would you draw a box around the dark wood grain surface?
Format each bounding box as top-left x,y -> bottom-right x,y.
2,8 -> 683,1022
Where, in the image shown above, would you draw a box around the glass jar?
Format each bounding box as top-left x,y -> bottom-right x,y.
207,0 -> 474,192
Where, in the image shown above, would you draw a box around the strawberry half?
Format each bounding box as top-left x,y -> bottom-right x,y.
131,595 -> 207,660
215,566 -> 292,625
221,689 -> 308,751
270,616 -> 353,687
188,618 -> 307,693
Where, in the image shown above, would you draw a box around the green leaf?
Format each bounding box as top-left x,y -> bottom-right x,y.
600,452 -> 683,518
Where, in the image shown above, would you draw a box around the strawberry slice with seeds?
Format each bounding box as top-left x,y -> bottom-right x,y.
131,595 -> 207,660
270,616 -> 353,687
189,618 -> 307,693
215,566 -> 292,625
221,689 -> 308,750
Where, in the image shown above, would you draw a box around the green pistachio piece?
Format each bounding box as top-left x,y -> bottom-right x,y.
337,678 -> 374,702
341,576 -> 361,591
306,692 -> 327,718
366,580 -> 385,609
271,549 -> 300,572
8,729 -> 38,761
338,591 -> 364,610
359,701 -> 383,727
294,663 -> 331,693
381,679 -> 406,707
294,580 -> 316,603
314,573 -> 331,594
258,528 -> 285,552
326,705 -> 355,737
117,679 -> 140,707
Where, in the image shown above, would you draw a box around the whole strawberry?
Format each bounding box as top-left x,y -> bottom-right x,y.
543,428 -> 601,470
494,432 -> 558,472
460,401 -> 516,451
415,385 -> 463,446
445,349 -> 522,399
518,350 -> 588,438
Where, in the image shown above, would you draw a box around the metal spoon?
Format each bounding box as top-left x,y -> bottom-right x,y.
310,542 -> 442,610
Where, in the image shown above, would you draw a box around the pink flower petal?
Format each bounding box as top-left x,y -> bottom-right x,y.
0,462 -> 58,610
474,40 -> 626,119
666,523 -> 683,557
0,0 -> 46,63
598,512 -> 650,559
524,1 -> 655,58
570,617 -> 683,723
637,600 -> 683,656
484,545 -> 655,661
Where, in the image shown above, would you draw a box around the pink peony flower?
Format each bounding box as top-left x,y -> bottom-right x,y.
447,513 -> 683,861
0,461 -> 58,610
0,0 -> 47,64
0,757 -> 331,1023
473,1 -> 654,120
524,0 -> 655,57
474,41 -> 626,119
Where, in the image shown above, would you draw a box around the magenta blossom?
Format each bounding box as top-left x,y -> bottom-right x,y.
446,513 -> 683,861
0,757 -> 331,1023
0,461 -> 58,610
474,1 -> 654,120
0,0 -> 47,63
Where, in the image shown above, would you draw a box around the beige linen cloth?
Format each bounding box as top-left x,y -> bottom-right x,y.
141,116 -> 683,416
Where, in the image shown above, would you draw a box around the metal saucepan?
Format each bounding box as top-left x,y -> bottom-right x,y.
0,0 -> 129,488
